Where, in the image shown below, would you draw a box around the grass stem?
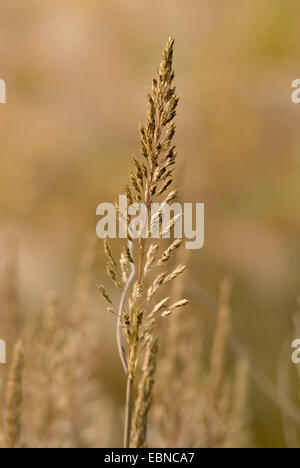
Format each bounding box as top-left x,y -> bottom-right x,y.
124,376 -> 133,448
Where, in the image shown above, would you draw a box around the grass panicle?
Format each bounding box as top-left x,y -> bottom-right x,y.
98,37 -> 190,448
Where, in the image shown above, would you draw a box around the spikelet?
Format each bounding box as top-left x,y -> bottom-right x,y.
157,238 -> 182,265
134,158 -> 144,189
147,272 -> 167,301
2,340 -> 24,449
106,262 -> 121,288
149,297 -> 170,319
144,243 -> 158,275
164,264 -> 187,284
124,245 -> 134,264
164,190 -> 178,205
125,184 -> 133,205
158,179 -> 173,196
161,299 -> 189,317
98,285 -> 113,305
107,307 -> 117,316
104,239 -> 117,268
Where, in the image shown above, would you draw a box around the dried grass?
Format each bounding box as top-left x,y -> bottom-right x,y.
0,37 -> 290,449
99,37 -> 190,448
151,271 -> 251,448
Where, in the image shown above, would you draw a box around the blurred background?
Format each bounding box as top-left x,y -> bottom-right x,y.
0,0 -> 300,448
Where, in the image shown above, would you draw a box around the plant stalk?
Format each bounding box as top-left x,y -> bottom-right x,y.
124,376 -> 133,448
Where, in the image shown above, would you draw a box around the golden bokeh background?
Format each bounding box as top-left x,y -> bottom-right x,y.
0,0 -> 300,448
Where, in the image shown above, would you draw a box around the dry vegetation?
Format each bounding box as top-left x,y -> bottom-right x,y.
0,240 -> 253,448
0,16 -> 300,447
0,38 -> 254,449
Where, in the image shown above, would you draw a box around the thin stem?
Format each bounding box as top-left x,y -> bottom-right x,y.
124,377 -> 133,448
117,240 -> 135,376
